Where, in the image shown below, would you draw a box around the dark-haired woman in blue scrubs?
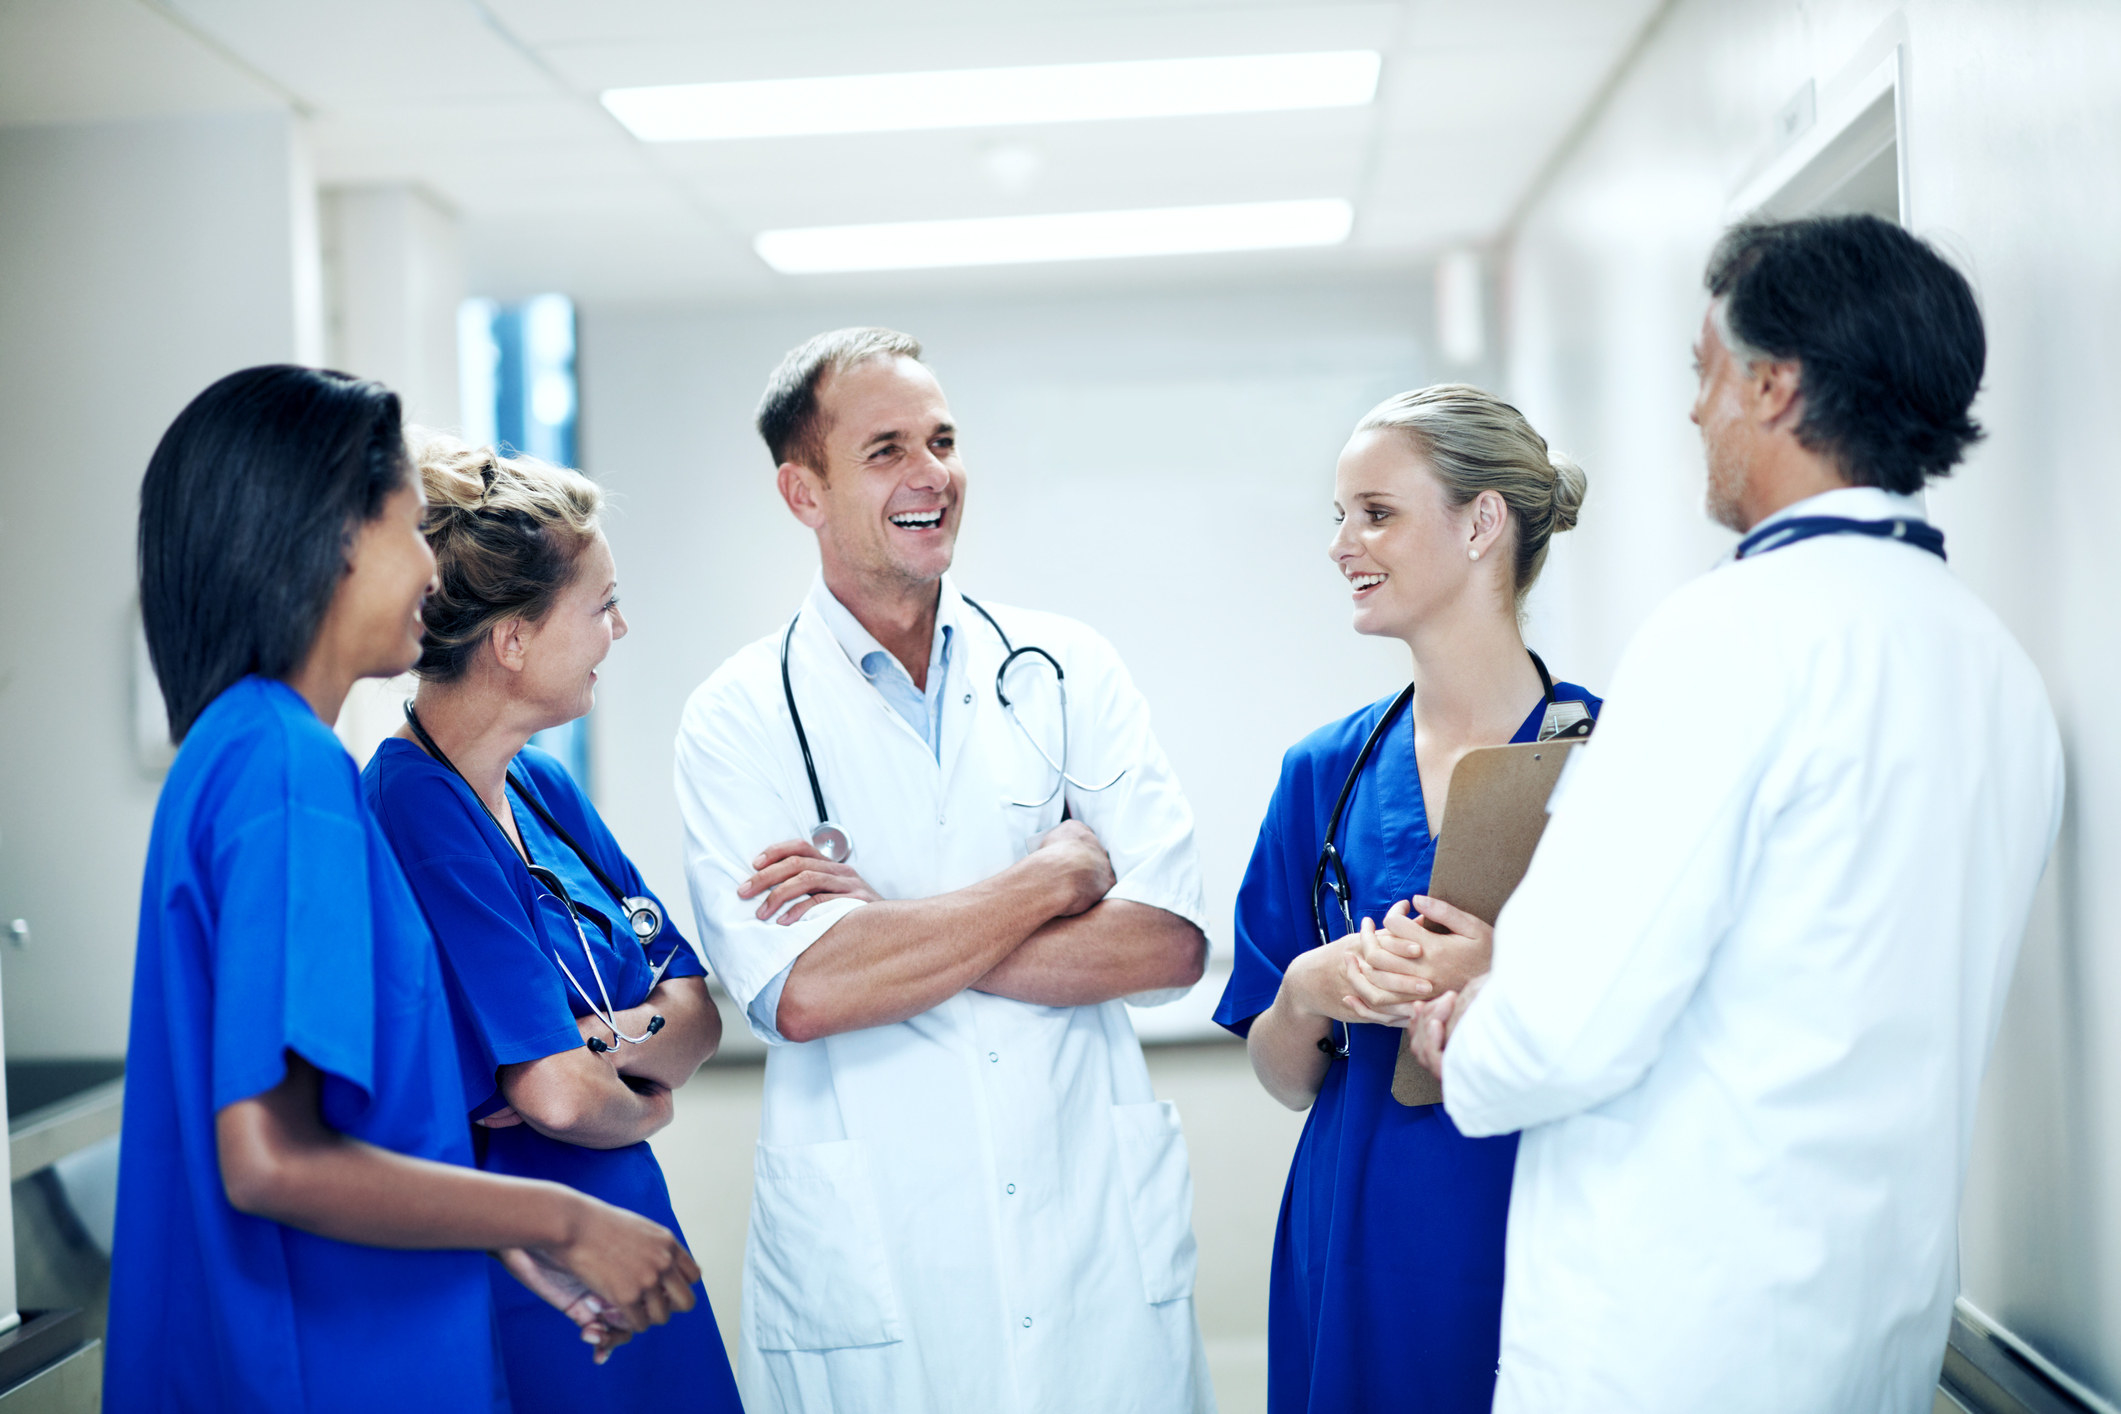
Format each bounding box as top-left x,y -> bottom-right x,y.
1215,386 -> 1598,1413
362,433 -> 740,1413
111,367 -> 699,1414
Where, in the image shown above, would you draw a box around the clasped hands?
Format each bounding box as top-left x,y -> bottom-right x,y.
1296,895 -> 1491,1080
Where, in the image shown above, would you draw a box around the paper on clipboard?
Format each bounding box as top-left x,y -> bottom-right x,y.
1390,739 -> 1586,1107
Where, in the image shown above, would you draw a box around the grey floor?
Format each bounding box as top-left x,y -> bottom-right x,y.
650,1040 -> 1307,1414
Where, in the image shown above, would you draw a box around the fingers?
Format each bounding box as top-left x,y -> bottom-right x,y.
1377,905 -> 1431,950
1409,894 -> 1490,939
736,841 -> 827,899
752,839 -> 826,870
742,854 -> 835,906
1354,917 -> 1428,973
1347,950 -> 1433,1001
662,1265 -> 699,1315
476,1106 -> 524,1129
756,868 -> 859,920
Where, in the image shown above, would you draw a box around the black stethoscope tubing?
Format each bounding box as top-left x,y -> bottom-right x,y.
1308,650 -> 1560,1061
403,704 -> 670,1051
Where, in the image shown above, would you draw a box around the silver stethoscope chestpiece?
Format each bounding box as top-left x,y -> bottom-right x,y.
621,895 -> 664,942
810,821 -> 853,864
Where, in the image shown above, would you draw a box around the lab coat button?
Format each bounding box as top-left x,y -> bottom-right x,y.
1006,1183 -> 1016,1194
962,692 -> 972,704
988,1052 -> 998,1063
1022,1317 -> 1033,1329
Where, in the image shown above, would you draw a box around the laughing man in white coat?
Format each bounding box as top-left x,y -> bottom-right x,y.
675,328 -> 1214,1414
1405,215 -> 2064,1413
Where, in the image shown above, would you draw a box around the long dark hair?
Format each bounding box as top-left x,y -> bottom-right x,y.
137,365 -> 408,741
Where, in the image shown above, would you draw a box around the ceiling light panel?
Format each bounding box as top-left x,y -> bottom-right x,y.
603,51 -> 1381,142
755,199 -> 1355,273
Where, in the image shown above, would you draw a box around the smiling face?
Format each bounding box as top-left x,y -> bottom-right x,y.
782,355 -> 964,594
510,530 -> 626,729
320,480 -> 437,681
1329,427 -> 1506,641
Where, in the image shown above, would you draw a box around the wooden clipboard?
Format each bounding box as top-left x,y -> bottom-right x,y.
1390,739 -> 1585,1106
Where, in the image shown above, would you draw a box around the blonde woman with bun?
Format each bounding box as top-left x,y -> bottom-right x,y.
361,434 -> 741,1411
1211,386 -> 1597,1414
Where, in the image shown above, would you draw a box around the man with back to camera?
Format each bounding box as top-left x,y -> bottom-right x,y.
1400,214 -> 2064,1412
674,328 -> 1215,1413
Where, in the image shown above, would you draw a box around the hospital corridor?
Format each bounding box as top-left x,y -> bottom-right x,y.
1,1 -> 2117,1411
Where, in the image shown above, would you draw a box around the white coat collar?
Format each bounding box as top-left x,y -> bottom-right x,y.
1749,484 -> 1928,535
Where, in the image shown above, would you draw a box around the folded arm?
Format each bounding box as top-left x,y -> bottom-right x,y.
755,822 -> 1116,1043
972,900 -> 1204,1007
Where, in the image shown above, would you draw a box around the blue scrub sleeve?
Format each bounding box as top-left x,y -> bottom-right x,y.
1215,808 -> 1306,1038
209,804 -> 377,1113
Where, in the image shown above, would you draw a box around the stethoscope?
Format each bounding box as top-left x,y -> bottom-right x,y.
404,705 -> 674,1054
1735,514 -> 1946,562
1309,650 -> 1593,1060
779,593 -> 1124,864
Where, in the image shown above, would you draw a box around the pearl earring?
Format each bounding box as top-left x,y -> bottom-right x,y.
1469,549 -> 1481,561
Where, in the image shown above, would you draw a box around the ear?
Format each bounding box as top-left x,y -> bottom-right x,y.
486,617 -> 530,675
777,460 -> 829,531
1468,489 -> 1510,558
1750,358 -> 1806,431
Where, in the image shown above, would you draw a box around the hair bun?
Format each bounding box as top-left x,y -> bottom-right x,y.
1547,449 -> 1587,534
404,427 -> 491,521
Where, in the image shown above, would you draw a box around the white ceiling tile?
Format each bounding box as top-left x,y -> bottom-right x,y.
1377,44 -> 1614,136
488,0 -> 1390,49
643,108 -> 1374,231
1401,0 -> 1665,50
532,4 -> 1401,91
0,0 -> 283,126
167,0 -> 560,109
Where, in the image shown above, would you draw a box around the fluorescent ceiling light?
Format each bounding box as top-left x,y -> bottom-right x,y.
603,52 -> 1380,142
755,199 -> 1355,274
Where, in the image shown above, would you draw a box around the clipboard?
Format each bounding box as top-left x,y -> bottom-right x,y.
1390,739 -> 1585,1106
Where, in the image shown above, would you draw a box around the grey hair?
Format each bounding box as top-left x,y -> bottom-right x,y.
1355,383 -> 1587,605
1708,295 -> 1770,370
756,326 -> 925,474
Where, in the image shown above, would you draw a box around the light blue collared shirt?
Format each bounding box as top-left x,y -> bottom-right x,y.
749,582 -> 956,1042
811,583 -> 956,760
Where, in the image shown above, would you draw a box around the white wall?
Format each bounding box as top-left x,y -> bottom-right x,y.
320,182 -> 467,766
0,111 -> 318,1057
576,278 -> 1454,962
1504,0 -> 2121,1397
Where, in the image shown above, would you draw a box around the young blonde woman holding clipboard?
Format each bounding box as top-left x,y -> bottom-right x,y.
1213,385 -> 1598,1413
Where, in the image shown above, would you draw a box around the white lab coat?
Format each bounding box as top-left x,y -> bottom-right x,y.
675,575 -> 1215,1414
1444,489 -> 2063,1414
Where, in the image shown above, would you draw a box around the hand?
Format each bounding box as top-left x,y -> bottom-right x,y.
534,1194 -> 701,1335
1028,819 -> 1116,917
495,1247 -> 633,1365
1277,928 -> 1382,1028
738,838 -> 883,925
1408,972 -> 1487,1080
1379,895 -> 1494,999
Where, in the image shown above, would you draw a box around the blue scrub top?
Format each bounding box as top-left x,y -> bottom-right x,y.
363,739 -> 739,1414
107,676 -> 505,1414
1214,679 -> 1601,1414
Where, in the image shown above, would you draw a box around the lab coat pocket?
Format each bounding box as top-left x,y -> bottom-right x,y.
748,1139 -> 905,1351
1109,1100 -> 1199,1305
